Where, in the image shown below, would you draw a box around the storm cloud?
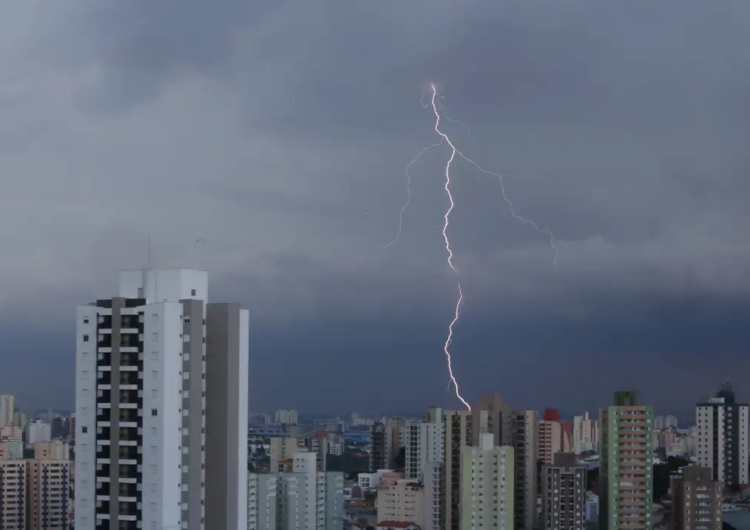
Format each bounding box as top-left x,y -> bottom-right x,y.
2,0 -> 750,415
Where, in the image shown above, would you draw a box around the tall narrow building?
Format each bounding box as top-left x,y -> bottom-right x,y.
599,391 -> 654,530
0,394 -> 15,428
696,381 -> 749,489
460,433 -> 514,530
74,269 -> 249,530
512,410 -> 539,530
27,440 -> 73,530
472,394 -> 512,446
405,407 -> 444,481
541,453 -> 587,530
444,410 -> 475,530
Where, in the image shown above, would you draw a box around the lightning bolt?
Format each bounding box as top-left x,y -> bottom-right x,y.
427,83 -> 560,412
384,140 -> 443,251
430,84 -> 471,410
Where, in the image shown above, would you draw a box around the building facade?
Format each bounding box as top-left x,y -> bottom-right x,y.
538,419 -> 562,465
541,453 -> 587,530
599,391 -> 654,530
696,382 -> 749,489
669,466 -> 722,530
572,412 -> 599,454
444,410 -> 474,530
74,268 -> 249,530
377,480 -> 424,527
459,433 -> 514,530
27,441 -> 73,530
0,394 -> 15,428
248,451 -> 344,530
512,409 -> 538,530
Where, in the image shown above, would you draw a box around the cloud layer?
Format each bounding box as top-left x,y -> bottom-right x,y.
2,0 -> 749,414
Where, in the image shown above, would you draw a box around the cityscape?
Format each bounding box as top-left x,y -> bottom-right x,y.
3,0 -> 750,530
0,268 -> 748,529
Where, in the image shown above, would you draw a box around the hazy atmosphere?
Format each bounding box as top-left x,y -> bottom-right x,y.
2,0 -> 750,415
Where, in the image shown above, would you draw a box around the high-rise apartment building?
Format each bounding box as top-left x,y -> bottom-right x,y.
248,451 -> 344,530
696,382 -> 749,489
0,393 -> 15,428
74,268 -> 249,530
405,407 -> 444,480
512,410 -> 538,530
370,417 -> 404,472
27,440 -> 73,530
572,412 -> 599,454
541,453 -> 587,530
444,409 -> 474,530
669,466 -> 722,530
538,418 -> 562,465
599,391 -> 653,530
459,432 -> 514,530
472,394 -> 512,446
0,458 -> 27,529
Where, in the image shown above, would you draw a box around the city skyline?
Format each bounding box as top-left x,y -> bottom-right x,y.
3,0 -> 750,416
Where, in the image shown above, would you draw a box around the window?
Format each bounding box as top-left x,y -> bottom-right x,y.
151,446 -> 157,456
152,409 -> 158,417
82,426 -> 88,434
183,334 -> 190,343
81,370 -> 89,380
83,334 -> 89,342
83,316 -> 89,324
151,351 -> 158,360
151,370 -> 158,380
191,289 -> 197,296
151,332 -> 158,342
151,389 -> 158,399
151,313 -> 159,323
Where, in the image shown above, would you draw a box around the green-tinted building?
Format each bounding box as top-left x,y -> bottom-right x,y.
599,391 -> 654,530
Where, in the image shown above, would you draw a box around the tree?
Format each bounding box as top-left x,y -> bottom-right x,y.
652,456 -> 690,501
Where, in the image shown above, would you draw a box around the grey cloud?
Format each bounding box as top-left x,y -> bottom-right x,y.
1,0 -> 750,413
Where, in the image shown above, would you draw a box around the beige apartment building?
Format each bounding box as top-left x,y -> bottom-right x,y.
0,458 -> 28,529
377,479 -> 425,527
538,418 -> 563,465
0,440 -> 72,530
27,441 -> 73,530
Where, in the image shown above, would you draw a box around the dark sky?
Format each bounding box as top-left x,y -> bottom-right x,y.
1,0 -> 750,417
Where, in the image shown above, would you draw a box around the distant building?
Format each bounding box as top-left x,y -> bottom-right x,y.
0,394 -> 15,428
572,412 -> 599,454
27,440 -> 73,530
377,479 -> 424,527
665,415 -> 678,429
541,453 -> 587,530
669,466 -> 722,530
274,409 -> 299,425
369,418 -> 403,472
0,458 -> 27,529
599,391 -> 654,530
248,451 -> 344,530
444,410 -> 474,530
513,410 -> 538,530
460,432 -> 514,530
696,381 -> 749,489
26,419 -> 52,444
538,418 -> 562,465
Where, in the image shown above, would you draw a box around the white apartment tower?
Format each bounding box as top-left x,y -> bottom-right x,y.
696,382 -> 749,489
74,268 -> 249,530
572,412 -> 599,454
248,451 -> 344,530
405,407 -> 445,480
459,433 -> 514,530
